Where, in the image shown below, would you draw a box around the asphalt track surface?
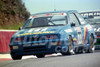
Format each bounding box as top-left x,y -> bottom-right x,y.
0,50 -> 100,67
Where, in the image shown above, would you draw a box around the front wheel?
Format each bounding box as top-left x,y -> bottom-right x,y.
61,36 -> 75,55
11,55 -> 22,60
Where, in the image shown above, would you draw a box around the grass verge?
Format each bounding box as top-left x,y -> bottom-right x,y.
0,22 -> 24,30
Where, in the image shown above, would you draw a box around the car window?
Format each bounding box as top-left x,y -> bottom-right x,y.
69,13 -> 80,27
75,13 -> 87,25
49,16 -> 66,25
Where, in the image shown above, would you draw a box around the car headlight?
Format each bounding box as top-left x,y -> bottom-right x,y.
15,37 -> 24,42
10,46 -> 18,50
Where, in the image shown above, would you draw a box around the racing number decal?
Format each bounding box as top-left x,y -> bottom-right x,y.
75,27 -> 83,45
77,32 -> 82,44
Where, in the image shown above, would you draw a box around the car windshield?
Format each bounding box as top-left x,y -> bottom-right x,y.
23,15 -> 67,29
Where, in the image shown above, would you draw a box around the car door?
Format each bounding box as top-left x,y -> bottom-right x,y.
69,13 -> 83,45
75,13 -> 88,44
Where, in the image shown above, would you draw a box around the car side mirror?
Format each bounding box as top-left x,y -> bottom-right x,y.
19,27 -> 22,30
71,23 -> 75,27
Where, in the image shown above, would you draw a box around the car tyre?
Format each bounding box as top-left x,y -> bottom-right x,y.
11,55 -> 22,60
86,35 -> 95,53
36,54 -> 45,58
61,36 -> 75,55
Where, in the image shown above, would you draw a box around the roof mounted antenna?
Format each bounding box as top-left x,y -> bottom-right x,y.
54,0 -> 56,11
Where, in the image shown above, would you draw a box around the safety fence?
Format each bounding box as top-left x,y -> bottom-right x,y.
0,30 -> 17,53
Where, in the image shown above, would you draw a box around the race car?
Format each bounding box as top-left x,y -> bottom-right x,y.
9,10 -> 96,60
83,16 -> 100,45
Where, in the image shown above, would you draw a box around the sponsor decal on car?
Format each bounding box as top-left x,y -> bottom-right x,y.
29,13 -> 67,19
73,38 -> 77,42
83,27 -> 88,44
17,31 -> 55,36
75,27 -> 83,45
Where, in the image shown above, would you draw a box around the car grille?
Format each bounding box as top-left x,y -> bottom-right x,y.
26,36 -> 45,42
95,32 -> 100,35
23,45 -> 46,52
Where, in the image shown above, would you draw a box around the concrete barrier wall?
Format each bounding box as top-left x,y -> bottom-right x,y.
0,30 -> 17,53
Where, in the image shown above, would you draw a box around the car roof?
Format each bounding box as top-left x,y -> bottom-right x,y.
31,10 -> 78,16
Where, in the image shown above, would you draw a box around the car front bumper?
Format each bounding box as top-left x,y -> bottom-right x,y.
9,40 -> 68,56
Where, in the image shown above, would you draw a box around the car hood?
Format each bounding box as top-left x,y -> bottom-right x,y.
13,26 -> 67,37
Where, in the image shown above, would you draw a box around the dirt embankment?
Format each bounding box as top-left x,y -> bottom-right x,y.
0,0 -> 30,28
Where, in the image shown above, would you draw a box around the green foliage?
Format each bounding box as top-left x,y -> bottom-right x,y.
0,0 -> 30,30
0,22 -> 24,30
